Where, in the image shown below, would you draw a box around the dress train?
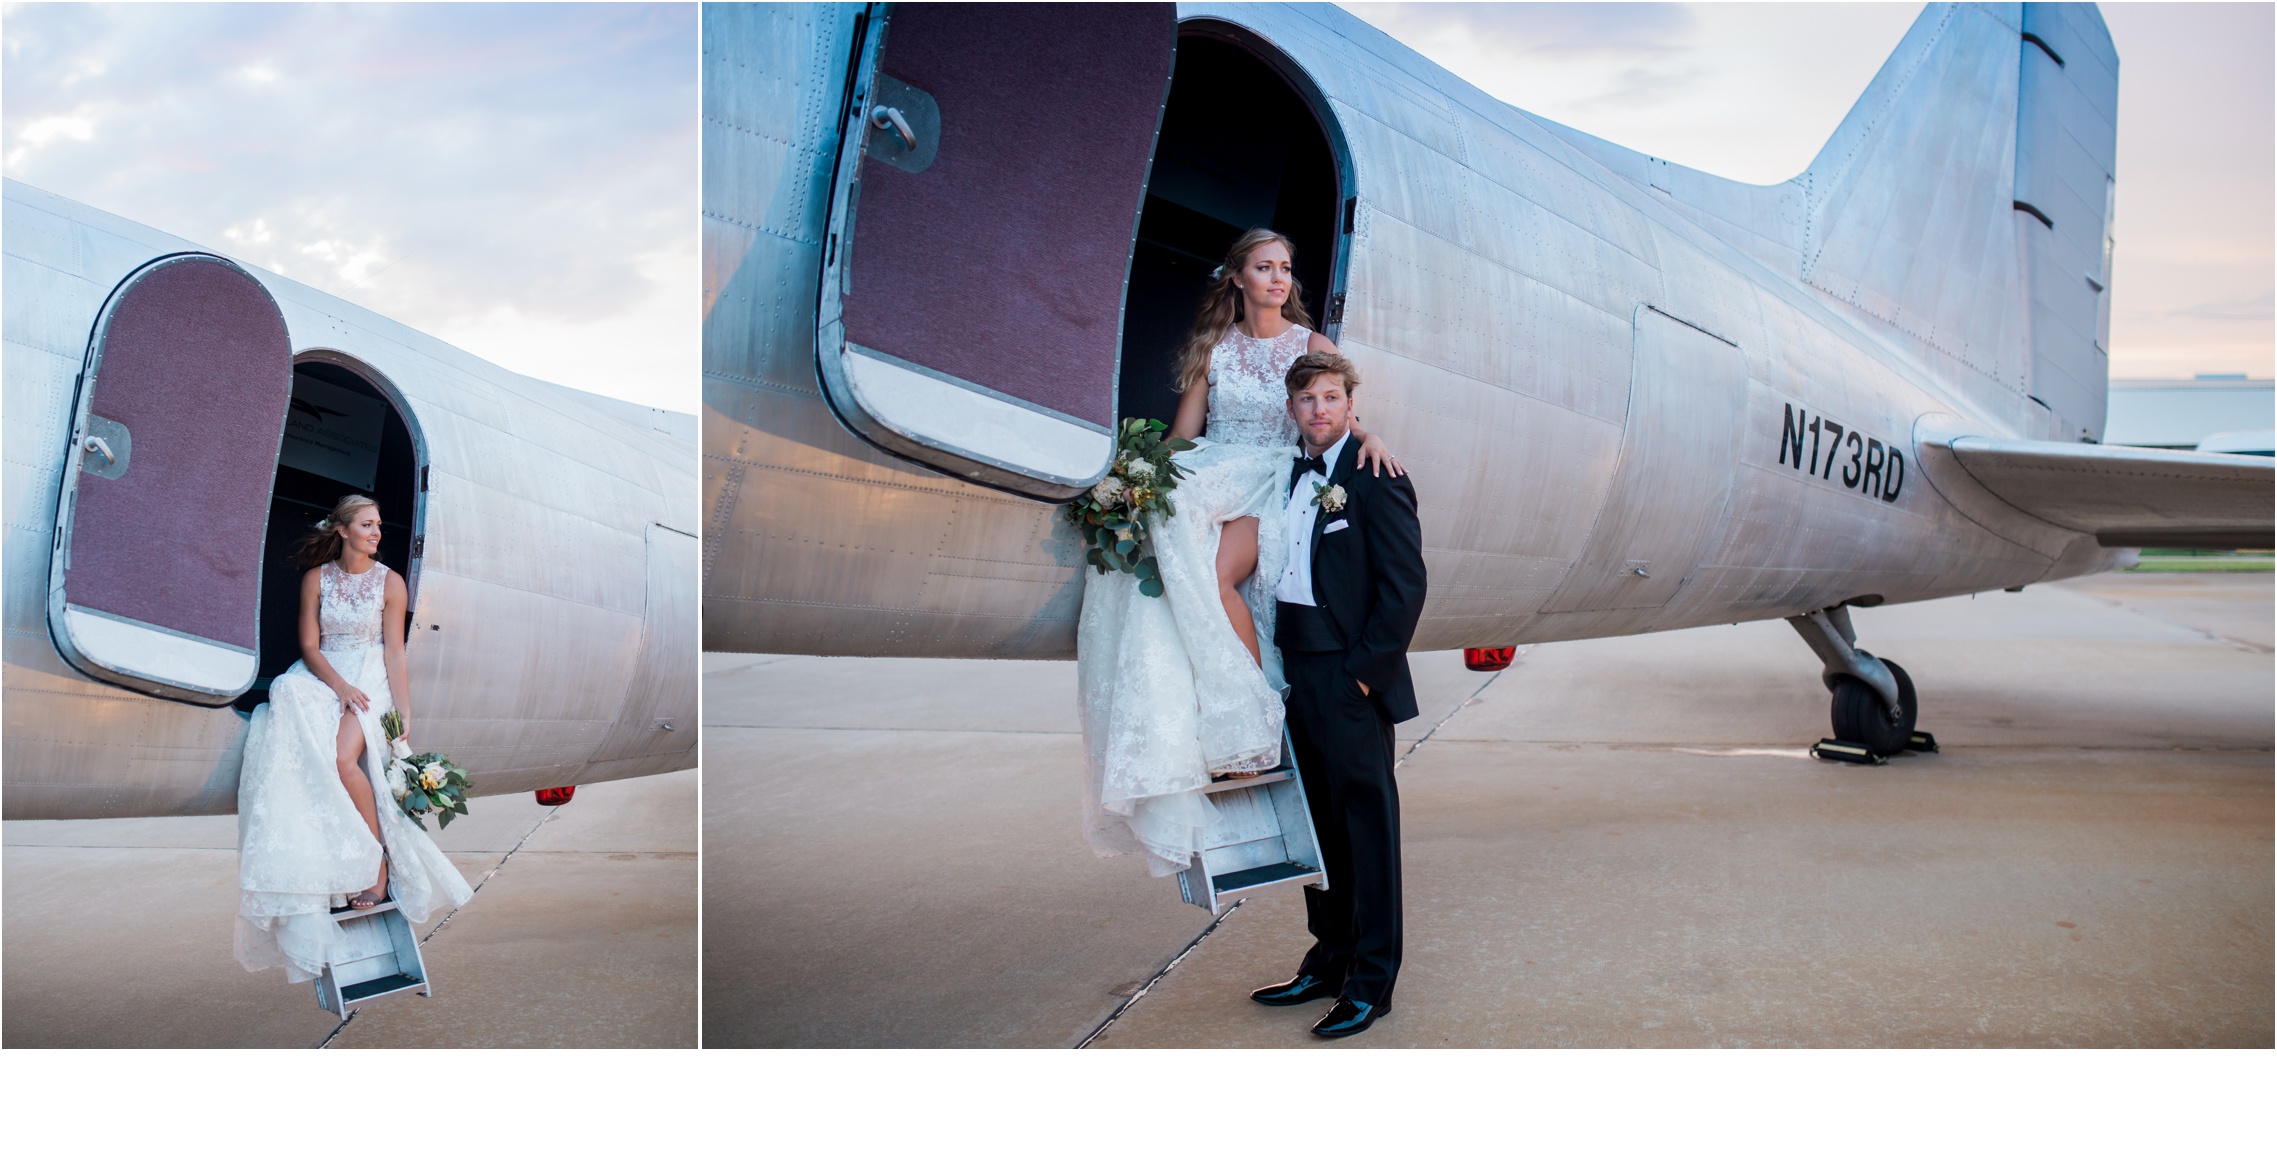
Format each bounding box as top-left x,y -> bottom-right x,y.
236,632 -> 472,983
1078,438 -> 1292,876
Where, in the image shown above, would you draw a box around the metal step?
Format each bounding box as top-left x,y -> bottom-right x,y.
315,890 -> 432,1018
1176,729 -> 1328,915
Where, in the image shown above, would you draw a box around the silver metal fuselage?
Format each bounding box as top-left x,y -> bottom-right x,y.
4,180 -> 699,819
706,1 -> 2126,661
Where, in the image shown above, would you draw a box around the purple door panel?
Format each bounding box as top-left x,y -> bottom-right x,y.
840,2 -> 1176,431
54,256 -> 291,700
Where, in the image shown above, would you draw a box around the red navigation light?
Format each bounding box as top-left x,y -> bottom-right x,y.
535,786 -> 577,806
1463,647 -> 1516,672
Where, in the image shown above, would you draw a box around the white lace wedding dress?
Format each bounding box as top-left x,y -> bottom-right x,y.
235,560 -> 472,983
1079,324 -> 1311,876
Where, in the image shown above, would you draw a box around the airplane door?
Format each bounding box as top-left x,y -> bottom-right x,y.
816,2 -> 1177,499
1541,307 -> 1746,614
49,255 -> 294,704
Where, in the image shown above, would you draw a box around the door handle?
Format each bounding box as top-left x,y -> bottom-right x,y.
75,415 -> 131,479
869,105 -> 916,150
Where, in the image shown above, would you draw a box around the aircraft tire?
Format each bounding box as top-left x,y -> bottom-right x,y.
1830,660 -> 1917,757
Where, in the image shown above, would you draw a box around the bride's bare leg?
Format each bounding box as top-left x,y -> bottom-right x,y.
335,711 -> 387,900
1216,516 -> 1262,667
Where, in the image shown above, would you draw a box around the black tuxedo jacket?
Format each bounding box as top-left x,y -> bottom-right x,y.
1298,439 -> 1428,724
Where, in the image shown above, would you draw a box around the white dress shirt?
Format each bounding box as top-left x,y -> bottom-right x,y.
1276,430 -> 1351,607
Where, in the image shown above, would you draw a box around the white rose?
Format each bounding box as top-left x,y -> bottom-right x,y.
385,766 -> 411,800
420,765 -> 448,790
1125,458 -> 1155,480
1090,476 -> 1127,506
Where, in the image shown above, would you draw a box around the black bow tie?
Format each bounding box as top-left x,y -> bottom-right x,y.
1289,453 -> 1327,493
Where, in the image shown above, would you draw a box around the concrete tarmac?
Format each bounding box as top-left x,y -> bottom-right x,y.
3,770 -> 696,1048
703,573 -> 2271,1047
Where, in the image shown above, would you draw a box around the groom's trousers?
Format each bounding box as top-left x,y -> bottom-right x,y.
1280,632 -> 1404,1007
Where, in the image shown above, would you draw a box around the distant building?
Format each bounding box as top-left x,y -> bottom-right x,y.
2105,375 -> 2273,453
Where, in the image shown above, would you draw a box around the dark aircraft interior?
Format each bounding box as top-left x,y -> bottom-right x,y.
234,358 -> 422,713
1116,30 -> 1349,432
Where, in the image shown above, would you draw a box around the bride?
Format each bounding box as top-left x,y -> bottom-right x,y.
235,494 -> 472,984
1080,228 -> 1401,876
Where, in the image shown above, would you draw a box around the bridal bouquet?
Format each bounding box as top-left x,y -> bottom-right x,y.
1065,417 -> 1194,597
379,710 -> 474,830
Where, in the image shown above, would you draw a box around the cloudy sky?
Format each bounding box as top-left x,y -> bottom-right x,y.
2,4 -> 2264,397
3,2 -> 696,411
1344,2 -> 2274,378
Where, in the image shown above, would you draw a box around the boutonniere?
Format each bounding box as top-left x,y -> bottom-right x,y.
1311,481 -> 1347,513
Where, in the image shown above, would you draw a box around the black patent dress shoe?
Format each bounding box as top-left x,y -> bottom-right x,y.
1250,973 -> 1342,1007
1310,996 -> 1389,1038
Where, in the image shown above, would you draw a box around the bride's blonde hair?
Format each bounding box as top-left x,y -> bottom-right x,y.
1173,227 -> 1315,394
294,494 -> 380,569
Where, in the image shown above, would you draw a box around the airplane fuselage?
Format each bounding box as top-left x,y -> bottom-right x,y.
4,180 -> 699,820
701,2 -> 2126,661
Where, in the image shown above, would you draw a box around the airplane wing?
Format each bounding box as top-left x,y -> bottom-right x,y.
1947,437 -> 2275,548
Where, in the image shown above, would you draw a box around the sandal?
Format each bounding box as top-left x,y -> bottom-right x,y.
1211,768 -> 1271,781
348,856 -> 390,910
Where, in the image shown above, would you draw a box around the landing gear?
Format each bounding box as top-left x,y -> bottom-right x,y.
1831,658 -> 1916,757
1787,605 -> 1934,763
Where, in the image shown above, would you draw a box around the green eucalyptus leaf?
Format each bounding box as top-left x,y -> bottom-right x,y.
1138,577 -> 1164,597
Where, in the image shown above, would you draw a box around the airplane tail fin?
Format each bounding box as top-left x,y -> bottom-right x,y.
1800,3 -> 2118,440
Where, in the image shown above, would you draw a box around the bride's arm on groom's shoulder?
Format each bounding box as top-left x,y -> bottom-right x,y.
382,570 -> 411,736
1352,428 -> 1404,478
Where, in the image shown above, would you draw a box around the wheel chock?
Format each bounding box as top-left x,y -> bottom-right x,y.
1905,730 -> 1939,754
1810,739 -> 1885,765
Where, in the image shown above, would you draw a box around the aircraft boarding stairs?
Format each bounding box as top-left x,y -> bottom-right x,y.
1176,728 -> 1328,915
315,890 -> 433,1018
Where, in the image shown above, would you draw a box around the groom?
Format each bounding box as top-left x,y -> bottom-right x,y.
1253,351 -> 1427,1038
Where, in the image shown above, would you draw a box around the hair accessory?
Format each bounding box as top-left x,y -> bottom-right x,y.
1209,265 -> 1225,282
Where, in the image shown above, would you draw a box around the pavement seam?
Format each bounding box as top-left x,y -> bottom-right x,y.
703,654 -> 802,676
2061,585 -> 2274,654
1076,653 -> 1525,1049
1397,647 -> 1525,767
1076,898 -> 1247,1050
318,805 -> 562,1049
315,1013 -> 356,1048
